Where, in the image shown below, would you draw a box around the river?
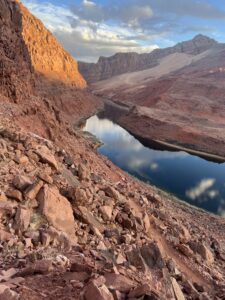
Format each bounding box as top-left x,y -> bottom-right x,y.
83,114 -> 225,216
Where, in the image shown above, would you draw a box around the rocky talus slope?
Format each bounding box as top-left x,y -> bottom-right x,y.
0,1 -> 225,299
1,118 -> 225,300
78,35 -> 217,83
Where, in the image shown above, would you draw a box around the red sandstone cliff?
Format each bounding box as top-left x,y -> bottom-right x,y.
19,2 -> 86,88
0,0 -> 98,137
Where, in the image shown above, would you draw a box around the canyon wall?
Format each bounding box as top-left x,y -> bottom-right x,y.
79,35 -> 217,83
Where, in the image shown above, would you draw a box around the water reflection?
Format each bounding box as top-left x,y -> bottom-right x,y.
84,115 -> 225,215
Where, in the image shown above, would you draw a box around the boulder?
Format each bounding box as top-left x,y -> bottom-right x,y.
104,186 -> 120,201
24,180 -> 44,200
0,284 -> 19,300
100,205 -> 113,221
189,242 -> 214,264
126,247 -> 148,272
6,189 -> 23,202
74,187 -> 88,206
17,260 -> 53,277
35,145 -> 58,170
14,207 -> 31,232
78,164 -> 89,180
140,242 -> 164,269
13,175 -> 32,191
104,273 -> 135,293
171,278 -> 185,300
84,281 -> 114,300
14,155 -> 29,165
37,185 -> 75,238
177,244 -> 193,257
77,206 -> 105,234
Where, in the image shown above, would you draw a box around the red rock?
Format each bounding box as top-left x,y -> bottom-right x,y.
63,271 -> 90,282
177,244 -> 193,257
116,254 -> 126,265
0,192 -> 7,202
111,290 -> 125,300
104,186 -> 120,201
0,229 -> 13,242
70,262 -> 92,273
104,273 -> 134,293
17,260 -> 53,277
140,242 -> 164,269
78,164 -> 89,180
13,175 -> 32,191
128,284 -> 156,298
24,180 -> 44,200
143,213 -> 150,233
14,155 -> 29,165
6,190 -> 23,202
34,146 -> 58,170
171,278 -> 185,300
84,282 -> 114,300
37,185 -> 75,238
0,284 -> 19,300
14,207 -> 31,232
189,242 -> 214,264
78,206 -> 105,233
100,205 -> 113,221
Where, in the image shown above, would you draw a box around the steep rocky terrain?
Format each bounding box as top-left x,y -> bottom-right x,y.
90,37 -> 225,158
0,0 -> 97,129
19,2 -> 86,88
1,1 -> 225,299
79,35 -> 217,83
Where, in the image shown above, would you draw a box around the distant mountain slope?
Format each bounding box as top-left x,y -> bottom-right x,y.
78,35 -> 217,83
91,38 -> 225,157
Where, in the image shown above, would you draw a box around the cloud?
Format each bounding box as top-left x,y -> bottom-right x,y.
150,163 -> 158,171
22,0 -> 225,62
71,1 -> 153,26
186,178 -> 215,200
55,29 -> 158,62
144,0 -> 225,20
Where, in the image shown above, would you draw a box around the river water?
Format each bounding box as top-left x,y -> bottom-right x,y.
83,114 -> 225,216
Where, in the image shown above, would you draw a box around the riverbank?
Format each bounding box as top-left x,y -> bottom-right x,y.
96,97 -> 225,163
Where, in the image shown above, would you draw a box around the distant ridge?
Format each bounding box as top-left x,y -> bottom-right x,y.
78,34 -> 217,83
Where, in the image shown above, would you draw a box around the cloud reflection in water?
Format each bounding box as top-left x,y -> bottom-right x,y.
84,115 -> 225,215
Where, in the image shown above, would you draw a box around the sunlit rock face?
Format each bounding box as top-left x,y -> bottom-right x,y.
18,2 -> 86,88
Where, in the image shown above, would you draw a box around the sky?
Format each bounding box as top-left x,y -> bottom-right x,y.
22,0 -> 225,62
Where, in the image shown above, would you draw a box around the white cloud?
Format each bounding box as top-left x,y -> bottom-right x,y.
83,0 -> 96,8
186,178 -> 215,200
150,162 -> 158,171
22,0 -> 159,62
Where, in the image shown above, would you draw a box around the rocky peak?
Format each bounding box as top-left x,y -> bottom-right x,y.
78,34 -> 219,83
174,34 -> 218,55
192,34 -> 217,44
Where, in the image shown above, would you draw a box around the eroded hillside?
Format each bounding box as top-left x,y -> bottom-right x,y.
0,1 -> 225,300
